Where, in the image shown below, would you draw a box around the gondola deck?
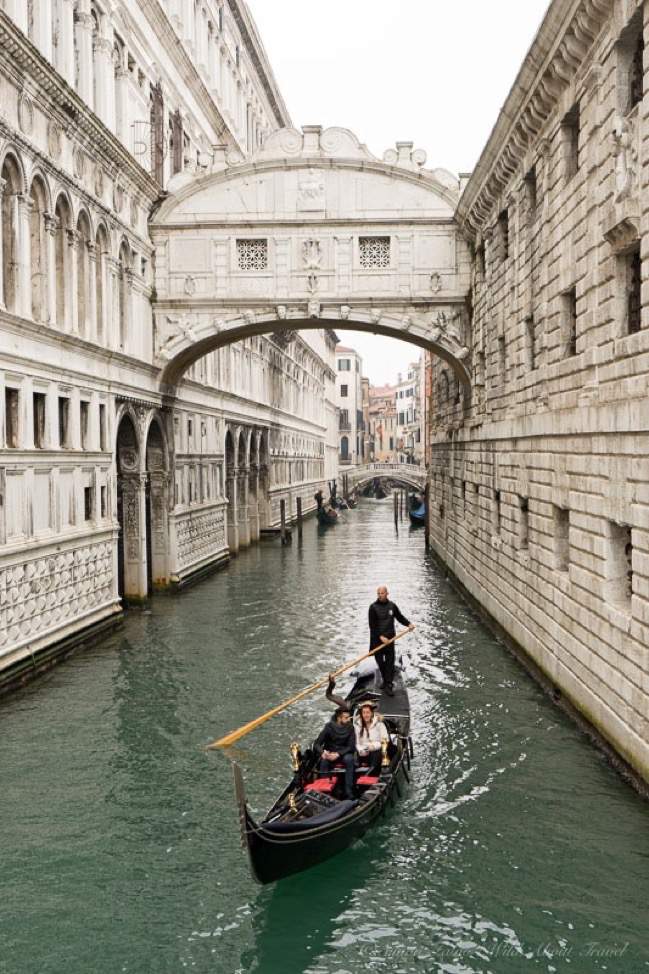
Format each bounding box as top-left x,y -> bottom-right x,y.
232,666 -> 412,884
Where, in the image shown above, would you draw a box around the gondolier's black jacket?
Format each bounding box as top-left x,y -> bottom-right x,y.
369,599 -> 410,646
315,719 -> 356,758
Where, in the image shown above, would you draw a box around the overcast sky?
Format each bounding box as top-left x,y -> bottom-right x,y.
246,0 -> 550,385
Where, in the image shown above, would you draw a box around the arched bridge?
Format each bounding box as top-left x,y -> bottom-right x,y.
150,125 -> 472,396
347,462 -> 427,493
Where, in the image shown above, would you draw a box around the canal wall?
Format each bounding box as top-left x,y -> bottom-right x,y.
428,0 -> 649,786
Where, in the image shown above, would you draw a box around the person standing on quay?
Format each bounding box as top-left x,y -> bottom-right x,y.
368,586 -> 414,695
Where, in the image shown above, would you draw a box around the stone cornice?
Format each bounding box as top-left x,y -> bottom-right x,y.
226,0 -> 292,130
0,12 -> 160,202
456,0 -> 612,238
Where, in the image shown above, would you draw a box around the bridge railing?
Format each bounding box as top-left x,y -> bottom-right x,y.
346,462 -> 427,484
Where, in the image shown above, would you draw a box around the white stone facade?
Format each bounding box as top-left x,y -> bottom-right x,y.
0,2 -> 336,678
429,0 -> 649,784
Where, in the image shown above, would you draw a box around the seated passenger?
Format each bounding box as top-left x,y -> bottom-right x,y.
315,707 -> 356,800
354,699 -> 389,777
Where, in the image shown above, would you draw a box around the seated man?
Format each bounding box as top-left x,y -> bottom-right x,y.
315,707 -> 356,800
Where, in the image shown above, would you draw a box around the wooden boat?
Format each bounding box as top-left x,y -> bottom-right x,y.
317,506 -> 338,526
233,669 -> 412,884
409,502 -> 426,527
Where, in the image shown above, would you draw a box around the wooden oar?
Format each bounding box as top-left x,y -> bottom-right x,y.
206,627 -> 414,750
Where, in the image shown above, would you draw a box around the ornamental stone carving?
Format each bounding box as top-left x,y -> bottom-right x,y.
18,92 -> 34,135
302,239 -> 322,269
48,121 -> 63,160
298,170 -> 325,211
611,113 -> 638,202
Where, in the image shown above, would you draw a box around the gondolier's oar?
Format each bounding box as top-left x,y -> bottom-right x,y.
206,627 -> 414,750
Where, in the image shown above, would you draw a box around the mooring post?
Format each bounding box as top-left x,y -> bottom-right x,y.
296,496 -> 303,537
394,491 -> 398,529
424,482 -> 430,549
280,499 -> 288,545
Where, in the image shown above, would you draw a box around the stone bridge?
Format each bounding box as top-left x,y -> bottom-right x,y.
150,125 -> 472,395
347,462 -> 427,493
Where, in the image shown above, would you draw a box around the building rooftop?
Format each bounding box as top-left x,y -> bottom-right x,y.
335,345 -> 357,354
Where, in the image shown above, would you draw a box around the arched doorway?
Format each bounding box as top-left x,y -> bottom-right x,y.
116,413 -> 142,601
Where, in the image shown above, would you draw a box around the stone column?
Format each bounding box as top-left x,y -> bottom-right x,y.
238,469 -> 251,547
43,212 -> 57,325
226,473 -> 239,553
67,228 -> 79,334
115,65 -> 129,145
87,240 -> 97,343
248,466 -> 261,542
61,0 -> 76,88
74,3 -> 94,103
121,472 -> 149,601
37,0 -> 53,62
93,36 -> 114,128
16,194 -> 32,320
0,178 -> 6,311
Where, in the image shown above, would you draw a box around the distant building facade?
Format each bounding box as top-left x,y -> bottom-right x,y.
395,359 -> 424,463
368,384 -> 397,462
335,345 -> 364,465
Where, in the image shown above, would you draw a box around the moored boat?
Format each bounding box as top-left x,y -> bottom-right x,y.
233,670 -> 412,884
409,502 -> 426,527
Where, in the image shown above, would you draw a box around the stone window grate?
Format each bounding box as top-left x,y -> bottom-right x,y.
237,238 -> 268,271
359,236 -> 391,269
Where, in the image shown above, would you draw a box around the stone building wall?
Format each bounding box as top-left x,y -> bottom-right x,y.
429,0 -> 649,782
0,3 -> 336,680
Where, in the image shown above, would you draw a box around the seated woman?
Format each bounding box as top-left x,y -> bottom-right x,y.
315,707 -> 356,800
326,676 -> 388,778
353,699 -> 388,777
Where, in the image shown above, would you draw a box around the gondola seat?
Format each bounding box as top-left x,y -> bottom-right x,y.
356,775 -> 380,787
305,777 -> 336,794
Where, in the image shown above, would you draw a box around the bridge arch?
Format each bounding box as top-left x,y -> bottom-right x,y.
150,125 -> 472,398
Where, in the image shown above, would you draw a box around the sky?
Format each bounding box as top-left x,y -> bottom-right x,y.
246,0 -> 550,385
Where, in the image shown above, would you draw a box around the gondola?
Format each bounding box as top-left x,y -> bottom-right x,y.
409,502 -> 426,527
233,668 -> 412,884
317,506 -> 338,526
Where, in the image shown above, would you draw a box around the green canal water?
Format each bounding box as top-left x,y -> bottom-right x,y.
2,501 -> 648,974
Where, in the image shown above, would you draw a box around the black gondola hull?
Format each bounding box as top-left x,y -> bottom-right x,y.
241,757 -> 408,884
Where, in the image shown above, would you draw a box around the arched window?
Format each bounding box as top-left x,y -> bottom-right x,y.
95,224 -> 108,344
76,211 -> 91,337
54,195 -> 72,330
29,176 -> 48,323
117,239 -> 130,349
340,436 -> 349,460
1,154 -> 22,315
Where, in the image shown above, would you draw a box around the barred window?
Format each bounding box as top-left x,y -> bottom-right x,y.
237,239 -> 268,271
359,236 -> 391,268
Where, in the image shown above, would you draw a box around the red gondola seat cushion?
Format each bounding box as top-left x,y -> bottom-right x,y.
356,775 -> 380,786
305,777 -> 336,793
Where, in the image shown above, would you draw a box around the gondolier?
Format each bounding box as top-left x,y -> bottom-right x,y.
369,586 -> 414,695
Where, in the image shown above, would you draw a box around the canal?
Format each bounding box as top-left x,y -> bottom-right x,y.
2,500 -> 649,974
